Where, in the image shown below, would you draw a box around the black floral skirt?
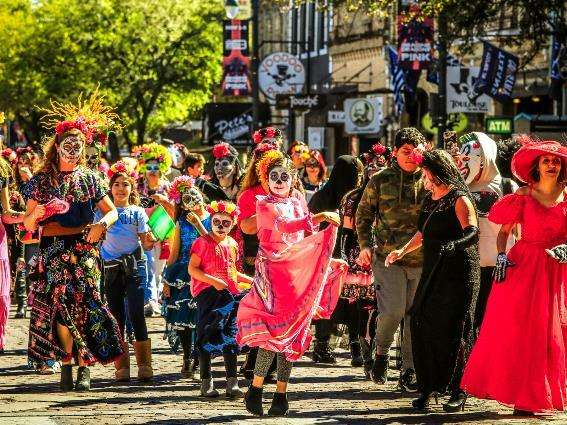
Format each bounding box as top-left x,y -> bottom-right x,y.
27,234 -> 124,366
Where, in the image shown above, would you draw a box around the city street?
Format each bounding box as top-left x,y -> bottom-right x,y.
1,307 -> 565,425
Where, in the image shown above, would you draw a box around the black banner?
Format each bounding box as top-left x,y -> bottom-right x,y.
221,20 -> 251,96
204,103 -> 270,146
474,41 -> 518,103
397,10 -> 434,71
275,94 -> 327,111
549,35 -> 566,100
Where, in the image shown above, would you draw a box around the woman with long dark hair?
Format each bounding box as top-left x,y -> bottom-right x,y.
386,149 -> 480,412
302,150 -> 327,202
24,107 -> 123,391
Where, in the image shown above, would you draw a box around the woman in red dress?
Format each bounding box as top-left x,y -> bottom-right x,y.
461,139 -> 567,415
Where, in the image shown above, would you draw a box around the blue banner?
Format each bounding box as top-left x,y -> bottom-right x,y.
549,35 -> 566,100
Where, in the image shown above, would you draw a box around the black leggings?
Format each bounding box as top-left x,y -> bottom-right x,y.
104,260 -> 148,341
199,351 -> 238,379
315,298 -> 360,343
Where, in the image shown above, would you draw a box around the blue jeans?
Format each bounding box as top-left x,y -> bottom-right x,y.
143,249 -> 153,304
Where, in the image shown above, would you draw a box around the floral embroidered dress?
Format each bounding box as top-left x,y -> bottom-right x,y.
236,194 -> 347,361
461,192 -> 567,412
24,166 -> 123,366
0,177 -> 12,352
162,213 -> 211,352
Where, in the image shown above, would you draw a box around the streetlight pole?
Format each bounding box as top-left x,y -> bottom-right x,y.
436,10 -> 448,147
251,0 -> 260,130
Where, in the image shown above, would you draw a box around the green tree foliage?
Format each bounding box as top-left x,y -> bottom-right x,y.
0,0 -> 224,145
274,0 -> 565,62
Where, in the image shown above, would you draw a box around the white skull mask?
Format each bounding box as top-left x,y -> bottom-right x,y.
181,188 -> 203,211
168,146 -> 184,168
58,135 -> 84,165
268,166 -> 293,197
214,157 -> 236,179
458,135 -> 483,185
211,212 -> 234,237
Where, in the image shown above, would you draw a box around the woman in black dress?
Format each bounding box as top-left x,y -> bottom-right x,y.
386,149 -> 480,412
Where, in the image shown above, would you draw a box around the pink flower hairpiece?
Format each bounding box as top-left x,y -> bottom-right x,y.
212,142 -> 232,159
107,160 -> 138,179
168,175 -> 196,204
1,148 -> 17,165
206,200 -> 239,218
55,116 -> 92,142
372,143 -> 387,156
409,144 -> 426,165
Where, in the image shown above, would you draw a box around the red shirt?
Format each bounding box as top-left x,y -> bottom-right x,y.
190,235 -> 240,297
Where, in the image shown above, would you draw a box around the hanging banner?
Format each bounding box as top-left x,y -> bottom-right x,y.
204,103 -> 253,146
259,52 -> 306,102
549,35 -> 567,100
397,6 -> 434,70
474,41 -> 519,103
344,98 -> 383,134
447,67 -> 491,113
221,19 -> 251,96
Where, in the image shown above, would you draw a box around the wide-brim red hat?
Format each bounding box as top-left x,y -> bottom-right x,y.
511,140 -> 567,183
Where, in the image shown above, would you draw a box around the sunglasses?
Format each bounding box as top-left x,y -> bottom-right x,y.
146,165 -> 160,172
305,162 -> 319,168
212,218 -> 233,227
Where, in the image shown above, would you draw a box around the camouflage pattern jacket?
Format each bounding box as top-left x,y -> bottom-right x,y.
356,160 -> 425,268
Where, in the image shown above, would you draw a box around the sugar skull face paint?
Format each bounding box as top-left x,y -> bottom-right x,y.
268,166 -> 292,197
181,187 -> 204,211
58,135 -> 84,165
458,137 -> 483,185
85,146 -> 100,168
211,212 -> 234,237
214,157 -> 236,179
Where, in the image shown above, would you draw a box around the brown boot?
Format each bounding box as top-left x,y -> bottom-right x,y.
134,339 -> 153,382
114,341 -> 130,382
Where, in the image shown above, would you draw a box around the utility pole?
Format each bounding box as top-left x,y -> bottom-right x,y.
436,10 -> 448,147
251,0 -> 260,130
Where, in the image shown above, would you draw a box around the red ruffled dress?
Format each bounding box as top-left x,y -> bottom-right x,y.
461,193 -> 567,412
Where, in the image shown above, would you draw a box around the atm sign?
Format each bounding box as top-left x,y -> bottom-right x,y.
485,117 -> 513,135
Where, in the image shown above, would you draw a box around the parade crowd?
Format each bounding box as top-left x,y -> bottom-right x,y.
1,93 -> 567,419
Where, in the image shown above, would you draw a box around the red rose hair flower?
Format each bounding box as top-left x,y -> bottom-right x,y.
372,143 -> 387,156
1,148 -> 17,165
212,142 -> 232,159
252,127 -> 283,145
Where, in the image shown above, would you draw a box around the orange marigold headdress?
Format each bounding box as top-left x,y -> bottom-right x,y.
205,200 -> 239,218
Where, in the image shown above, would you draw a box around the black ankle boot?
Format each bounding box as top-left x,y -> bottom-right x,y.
244,385 -> 263,416
60,365 -> 73,392
75,366 -> 90,391
349,341 -> 363,367
268,392 -> 289,416
412,392 -> 438,411
312,341 -> 335,364
371,354 -> 389,384
443,391 -> 467,412
15,303 -> 26,319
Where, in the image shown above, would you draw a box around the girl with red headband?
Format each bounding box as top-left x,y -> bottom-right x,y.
462,138 -> 567,416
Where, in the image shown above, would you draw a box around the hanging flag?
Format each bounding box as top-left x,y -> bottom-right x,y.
474,41 -> 519,103
397,5 -> 434,71
549,35 -> 567,100
387,45 -> 406,116
221,19 -> 252,96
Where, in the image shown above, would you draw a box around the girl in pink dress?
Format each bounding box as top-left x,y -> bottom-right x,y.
237,151 -> 347,417
461,139 -> 567,415
188,201 -> 253,399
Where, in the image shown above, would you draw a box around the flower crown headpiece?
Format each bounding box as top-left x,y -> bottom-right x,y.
107,160 -> 138,180
212,142 -> 236,159
168,175 -> 196,204
205,200 -> 239,218
39,87 -> 120,150
133,142 -> 172,174
252,142 -> 277,159
16,146 -> 34,157
252,127 -> 283,145
1,148 -> 17,165
256,150 -> 286,185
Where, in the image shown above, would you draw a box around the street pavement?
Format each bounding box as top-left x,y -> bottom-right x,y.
1,307 -> 565,425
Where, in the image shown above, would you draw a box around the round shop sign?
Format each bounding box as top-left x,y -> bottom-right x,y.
348,99 -> 374,128
259,52 -> 306,101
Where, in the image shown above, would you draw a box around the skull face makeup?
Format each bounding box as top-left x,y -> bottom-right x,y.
168,145 -> 184,169
211,212 -> 234,237
85,146 -> 100,168
214,157 -> 236,179
268,166 -> 293,197
181,187 -> 204,211
58,135 -> 84,165
458,136 -> 483,185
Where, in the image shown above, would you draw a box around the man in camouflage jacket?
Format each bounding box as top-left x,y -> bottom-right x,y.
356,128 -> 426,391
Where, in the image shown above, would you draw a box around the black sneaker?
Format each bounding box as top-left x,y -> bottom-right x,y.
349,341 -> 363,367
312,342 -> 336,364
399,368 -> 418,392
371,354 -> 389,384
